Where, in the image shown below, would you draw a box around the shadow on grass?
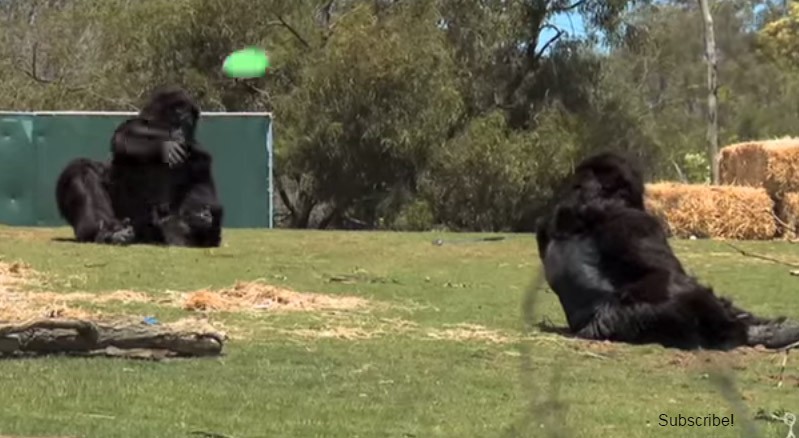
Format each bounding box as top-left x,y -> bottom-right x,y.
50,237 -> 78,243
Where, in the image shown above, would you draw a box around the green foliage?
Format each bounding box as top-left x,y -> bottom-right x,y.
2,0 -> 797,230
388,198 -> 437,231
600,0 -> 799,182
424,108 -> 579,231
682,151 -> 711,184
760,3 -> 799,69
276,2 -> 463,227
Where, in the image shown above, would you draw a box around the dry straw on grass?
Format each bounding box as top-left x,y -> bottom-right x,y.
0,261 -> 37,291
645,182 -> 776,240
719,137 -> 799,196
0,260 -> 370,323
425,323 -> 513,344
180,281 -> 369,313
0,289 -> 152,322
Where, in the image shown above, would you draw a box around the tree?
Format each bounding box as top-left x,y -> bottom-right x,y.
275,2 -> 462,228
10,0 -> 791,230
760,3 -> 799,67
598,0 -> 799,182
698,0 -> 720,183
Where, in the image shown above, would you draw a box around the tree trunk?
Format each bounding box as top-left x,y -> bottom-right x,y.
699,0 -> 719,184
0,319 -> 225,360
276,175 -> 316,228
318,205 -> 343,229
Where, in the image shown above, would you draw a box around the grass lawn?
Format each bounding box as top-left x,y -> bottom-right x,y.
1,225 -> 799,437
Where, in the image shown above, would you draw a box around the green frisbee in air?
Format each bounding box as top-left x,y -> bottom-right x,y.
222,47 -> 270,78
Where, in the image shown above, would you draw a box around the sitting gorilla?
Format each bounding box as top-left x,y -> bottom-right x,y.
55,158 -> 134,245
536,151 -> 799,350
109,85 -> 223,247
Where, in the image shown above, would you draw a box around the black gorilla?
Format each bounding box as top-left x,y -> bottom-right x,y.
55,158 -> 134,245
536,152 -> 799,350
109,85 -> 223,247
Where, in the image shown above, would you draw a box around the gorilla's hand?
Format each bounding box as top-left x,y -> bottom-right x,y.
170,128 -> 186,144
162,140 -> 187,167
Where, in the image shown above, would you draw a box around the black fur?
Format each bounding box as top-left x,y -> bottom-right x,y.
536,151 -> 799,350
109,85 -> 222,247
55,158 -> 134,245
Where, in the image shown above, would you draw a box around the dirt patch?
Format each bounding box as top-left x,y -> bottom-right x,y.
179,281 -> 369,313
766,373 -> 799,387
657,346 -> 768,371
579,339 -> 622,355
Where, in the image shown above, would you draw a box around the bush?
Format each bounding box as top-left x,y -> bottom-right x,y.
423,108 -> 580,231
388,198 -> 436,231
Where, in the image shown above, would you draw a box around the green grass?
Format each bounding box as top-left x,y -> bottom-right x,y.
1,225 -> 799,437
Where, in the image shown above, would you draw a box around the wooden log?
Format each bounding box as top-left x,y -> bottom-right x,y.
0,318 -> 225,359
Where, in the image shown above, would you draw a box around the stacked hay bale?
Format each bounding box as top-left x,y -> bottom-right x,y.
645,183 -> 776,240
775,192 -> 799,238
719,137 -> 799,238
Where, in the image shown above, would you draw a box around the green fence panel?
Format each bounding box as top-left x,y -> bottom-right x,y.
194,115 -> 273,229
34,114 -> 129,227
0,114 -> 37,226
0,112 -> 273,228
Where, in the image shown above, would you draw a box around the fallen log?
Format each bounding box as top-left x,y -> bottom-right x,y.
0,318 -> 225,360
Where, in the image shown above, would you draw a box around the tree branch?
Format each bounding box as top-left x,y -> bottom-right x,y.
318,205 -> 343,229
275,14 -> 312,49
723,242 -> 799,269
535,25 -> 565,59
19,42 -> 59,84
240,81 -> 273,102
553,0 -> 587,13
317,0 -> 335,29
276,176 -> 300,220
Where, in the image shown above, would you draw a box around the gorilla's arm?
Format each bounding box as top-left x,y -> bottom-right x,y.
180,149 -> 221,224
154,146 -> 222,247
535,216 -> 550,260
587,206 -> 687,303
112,119 -> 187,165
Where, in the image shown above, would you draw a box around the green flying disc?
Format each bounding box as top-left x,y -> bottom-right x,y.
222,47 -> 270,78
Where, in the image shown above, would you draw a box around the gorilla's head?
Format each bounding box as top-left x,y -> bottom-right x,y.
569,152 -> 646,210
139,85 -> 200,140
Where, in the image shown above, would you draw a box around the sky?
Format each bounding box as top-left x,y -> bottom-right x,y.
551,11 -> 588,38
537,1 -> 784,53
537,11 -> 588,53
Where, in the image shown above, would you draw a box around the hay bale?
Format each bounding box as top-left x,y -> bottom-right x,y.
644,182 -> 776,240
774,191 -> 799,239
719,137 -> 799,196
